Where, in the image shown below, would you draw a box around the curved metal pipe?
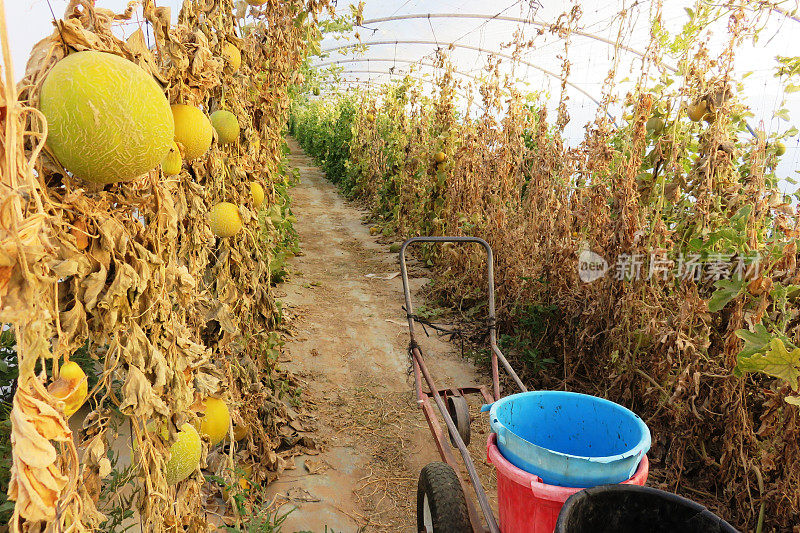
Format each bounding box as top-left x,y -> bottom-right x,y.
358,13 -> 676,72
322,39 -> 607,109
327,70 -> 484,108
315,57 -> 486,85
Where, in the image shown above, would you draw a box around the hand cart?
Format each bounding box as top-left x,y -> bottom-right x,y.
399,236 -> 528,533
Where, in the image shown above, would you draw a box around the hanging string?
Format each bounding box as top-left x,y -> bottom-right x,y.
46,0 -> 68,53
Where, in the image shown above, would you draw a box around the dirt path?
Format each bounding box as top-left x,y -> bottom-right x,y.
264,138 -> 496,532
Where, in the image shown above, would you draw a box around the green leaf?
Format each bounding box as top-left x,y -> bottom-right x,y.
774,108 -> 791,121
737,338 -> 800,391
735,324 -> 772,358
787,396 -> 800,406
687,237 -> 706,251
729,204 -> 752,233
707,279 -> 743,312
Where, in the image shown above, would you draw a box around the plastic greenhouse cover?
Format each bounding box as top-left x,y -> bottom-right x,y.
313,0 -> 798,190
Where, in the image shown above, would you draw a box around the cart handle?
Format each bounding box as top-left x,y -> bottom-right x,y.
398,236 -> 527,397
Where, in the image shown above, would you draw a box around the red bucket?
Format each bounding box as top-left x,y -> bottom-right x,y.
487,433 -> 649,533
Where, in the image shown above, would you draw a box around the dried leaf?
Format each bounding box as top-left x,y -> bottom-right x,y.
738,338 -> 800,391
8,382 -> 75,522
118,365 -> 170,418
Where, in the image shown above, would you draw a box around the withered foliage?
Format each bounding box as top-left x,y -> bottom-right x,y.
0,0 -> 328,530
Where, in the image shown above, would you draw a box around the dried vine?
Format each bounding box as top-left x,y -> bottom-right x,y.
1,0 -> 329,530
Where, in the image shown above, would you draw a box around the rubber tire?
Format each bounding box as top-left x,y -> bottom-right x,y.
416,462 -> 471,533
446,395 -> 471,448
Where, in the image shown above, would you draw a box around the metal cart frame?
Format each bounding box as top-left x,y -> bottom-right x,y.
400,236 -> 528,533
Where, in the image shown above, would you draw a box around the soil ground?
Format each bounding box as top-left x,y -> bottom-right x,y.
263,138 -> 498,532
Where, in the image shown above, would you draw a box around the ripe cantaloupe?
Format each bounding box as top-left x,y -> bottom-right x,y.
210,110 -> 240,145
161,141 -> 182,176
39,51 -> 173,184
210,202 -> 243,238
194,397 -> 231,446
222,42 -> 241,73
171,104 -> 213,160
164,423 -> 202,485
250,182 -> 265,208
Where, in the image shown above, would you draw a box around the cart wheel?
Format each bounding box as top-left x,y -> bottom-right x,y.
416,462 -> 471,533
446,395 -> 471,448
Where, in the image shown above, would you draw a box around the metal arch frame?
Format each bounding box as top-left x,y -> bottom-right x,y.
327,70 -> 486,109
322,39 -> 610,112
338,15 -> 759,137
315,57 -> 488,85
358,12 -> 678,72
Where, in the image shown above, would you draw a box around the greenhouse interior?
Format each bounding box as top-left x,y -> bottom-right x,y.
1,0 -> 799,531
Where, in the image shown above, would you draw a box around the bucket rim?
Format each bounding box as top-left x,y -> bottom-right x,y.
486,433 -> 650,500
488,390 -> 651,465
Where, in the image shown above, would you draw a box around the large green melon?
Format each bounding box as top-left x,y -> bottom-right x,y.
39,51 -> 174,184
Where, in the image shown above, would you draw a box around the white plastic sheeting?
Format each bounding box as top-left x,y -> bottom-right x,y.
315,1 -> 799,187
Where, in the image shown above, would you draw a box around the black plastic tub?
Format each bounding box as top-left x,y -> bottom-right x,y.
554,484 -> 739,533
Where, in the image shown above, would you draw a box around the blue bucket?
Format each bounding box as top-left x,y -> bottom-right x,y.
486,391 -> 651,488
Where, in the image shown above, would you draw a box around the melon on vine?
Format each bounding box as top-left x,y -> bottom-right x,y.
164,423 -> 202,485
194,397 -> 231,446
171,104 -> 213,160
222,42 -> 241,73
48,361 -> 88,418
250,181 -> 265,208
161,141 -> 182,176
210,110 -> 240,145
39,50 -> 173,184
210,202 -> 243,238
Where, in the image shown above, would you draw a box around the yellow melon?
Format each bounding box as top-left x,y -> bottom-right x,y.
39,51 -> 173,184
209,202 -> 243,238
194,397 -> 231,446
251,181 -> 265,208
164,423 -> 202,485
161,141 -> 182,176
48,361 -> 88,418
171,104 -> 213,160
210,110 -> 240,145
222,42 -> 241,73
